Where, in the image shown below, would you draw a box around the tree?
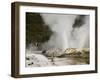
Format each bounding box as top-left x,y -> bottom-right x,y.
26,13 -> 53,48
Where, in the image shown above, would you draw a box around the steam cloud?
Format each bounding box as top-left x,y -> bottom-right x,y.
40,14 -> 90,50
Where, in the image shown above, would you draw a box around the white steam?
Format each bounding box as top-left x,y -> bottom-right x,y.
40,14 -> 89,50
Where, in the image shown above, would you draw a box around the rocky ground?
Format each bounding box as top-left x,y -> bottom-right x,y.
25,48 -> 89,67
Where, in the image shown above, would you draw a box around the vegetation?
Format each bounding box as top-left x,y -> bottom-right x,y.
26,13 -> 53,48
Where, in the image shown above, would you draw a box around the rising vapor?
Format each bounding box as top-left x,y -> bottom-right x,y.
40,14 -> 90,50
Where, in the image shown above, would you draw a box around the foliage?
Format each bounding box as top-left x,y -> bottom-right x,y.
26,13 -> 53,47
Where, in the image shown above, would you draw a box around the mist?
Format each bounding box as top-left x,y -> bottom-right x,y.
40,14 -> 90,50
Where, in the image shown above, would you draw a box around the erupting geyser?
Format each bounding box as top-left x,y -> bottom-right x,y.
26,13 -> 90,67
40,14 -> 89,50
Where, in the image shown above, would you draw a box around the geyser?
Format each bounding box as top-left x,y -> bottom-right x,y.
40,14 -> 89,50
